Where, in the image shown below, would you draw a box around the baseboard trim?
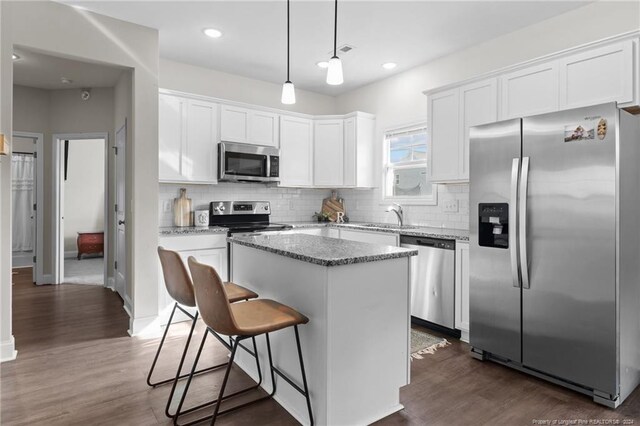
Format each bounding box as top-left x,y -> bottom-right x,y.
39,274 -> 53,285
123,293 -> 133,317
64,250 -> 78,259
0,336 -> 17,363
106,277 -> 115,291
128,315 -> 162,337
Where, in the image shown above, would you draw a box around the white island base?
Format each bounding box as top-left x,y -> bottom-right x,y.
230,242 -> 411,426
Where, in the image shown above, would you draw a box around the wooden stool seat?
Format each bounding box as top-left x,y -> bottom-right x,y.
231,299 -> 309,336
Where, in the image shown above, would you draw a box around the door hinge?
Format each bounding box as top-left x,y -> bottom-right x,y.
33,256 -> 36,263
113,146 -> 118,155
33,152 -> 37,159
114,204 -> 118,212
114,261 -> 118,270
33,203 -> 37,211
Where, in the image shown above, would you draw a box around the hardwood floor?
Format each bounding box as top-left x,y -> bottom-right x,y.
2,267 -> 639,425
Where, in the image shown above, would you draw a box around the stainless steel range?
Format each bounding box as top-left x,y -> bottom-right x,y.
210,201 -> 292,279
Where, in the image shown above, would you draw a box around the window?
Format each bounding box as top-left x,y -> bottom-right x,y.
383,125 -> 435,204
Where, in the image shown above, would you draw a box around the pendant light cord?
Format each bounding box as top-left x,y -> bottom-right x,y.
333,0 -> 338,57
287,0 -> 290,82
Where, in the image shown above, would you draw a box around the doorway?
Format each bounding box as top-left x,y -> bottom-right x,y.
53,133 -> 109,287
11,132 -> 44,283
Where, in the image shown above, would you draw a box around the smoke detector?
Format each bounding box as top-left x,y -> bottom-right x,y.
81,88 -> 91,101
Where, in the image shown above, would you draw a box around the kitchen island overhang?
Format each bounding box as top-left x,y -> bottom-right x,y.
228,234 -> 417,426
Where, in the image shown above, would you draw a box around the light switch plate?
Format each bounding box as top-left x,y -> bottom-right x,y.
163,200 -> 172,212
442,199 -> 458,213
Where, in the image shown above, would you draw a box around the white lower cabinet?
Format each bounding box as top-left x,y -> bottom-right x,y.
157,234 -> 227,320
455,241 -> 470,342
338,229 -> 399,246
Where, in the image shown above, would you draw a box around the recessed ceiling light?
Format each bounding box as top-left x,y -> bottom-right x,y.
12,53 -> 20,61
316,61 -> 329,69
203,28 -> 222,39
61,77 -> 73,85
382,62 -> 397,70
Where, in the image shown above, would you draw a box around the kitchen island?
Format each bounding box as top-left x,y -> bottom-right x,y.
228,234 -> 417,426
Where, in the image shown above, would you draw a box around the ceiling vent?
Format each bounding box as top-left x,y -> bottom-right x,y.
328,44 -> 356,56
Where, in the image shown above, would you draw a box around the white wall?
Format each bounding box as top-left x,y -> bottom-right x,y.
1,1 -> 160,343
160,58 -> 337,115
63,139 -> 105,254
335,1 -> 640,230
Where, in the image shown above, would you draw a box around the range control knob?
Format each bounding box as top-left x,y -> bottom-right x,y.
264,205 -> 269,211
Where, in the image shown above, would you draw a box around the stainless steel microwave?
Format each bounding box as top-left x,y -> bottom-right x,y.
218,142 -> 280,183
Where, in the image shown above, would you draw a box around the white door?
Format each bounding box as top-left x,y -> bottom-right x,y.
115,123 -> 127,302
313,119 -> 344,187
279,115 -> 313,187
31,142 -> 38,282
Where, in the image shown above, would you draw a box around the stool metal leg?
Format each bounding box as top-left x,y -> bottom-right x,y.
173,331 -> 264,426
210,337 -> 241,425
147,303 -> 179,387
294,325 -> 314,426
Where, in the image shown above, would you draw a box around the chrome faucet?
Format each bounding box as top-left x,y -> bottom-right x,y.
386,203 -> 404,226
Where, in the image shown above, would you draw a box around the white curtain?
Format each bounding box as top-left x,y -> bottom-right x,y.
12,154 -> 35,252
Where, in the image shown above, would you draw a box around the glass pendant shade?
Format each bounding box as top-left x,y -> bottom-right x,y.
281,80 -> 296,104
326,56 -> 344,85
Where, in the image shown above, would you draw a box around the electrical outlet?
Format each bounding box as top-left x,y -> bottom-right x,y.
163,200 -> 172,213
442,199 -> 458,213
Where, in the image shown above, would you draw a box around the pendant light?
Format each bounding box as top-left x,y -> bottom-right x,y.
326,0 -> 344,85
281,0 -> 296,104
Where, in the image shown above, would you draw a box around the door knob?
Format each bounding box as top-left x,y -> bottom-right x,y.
118,220 -> 125,225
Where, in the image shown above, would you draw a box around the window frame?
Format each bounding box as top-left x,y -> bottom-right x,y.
381,122 -> 437,206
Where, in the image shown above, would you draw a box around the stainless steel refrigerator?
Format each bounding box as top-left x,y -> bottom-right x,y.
469,103 -> 640,408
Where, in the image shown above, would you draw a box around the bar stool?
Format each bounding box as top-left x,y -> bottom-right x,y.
149,247 -> 259,419
177,257 -> 314,426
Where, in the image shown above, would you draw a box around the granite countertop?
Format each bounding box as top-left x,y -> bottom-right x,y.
283,221 -> 469,241
228,234 -> 418,267
159,226 -> 228,236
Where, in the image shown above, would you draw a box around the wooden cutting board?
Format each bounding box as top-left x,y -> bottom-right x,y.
321,195 -> 345,222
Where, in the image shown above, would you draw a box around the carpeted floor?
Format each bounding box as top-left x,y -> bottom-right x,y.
64,257 -> 104,285
410,328 -> 450,359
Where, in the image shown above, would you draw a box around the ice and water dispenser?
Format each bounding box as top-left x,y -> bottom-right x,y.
478,203 -> 509,249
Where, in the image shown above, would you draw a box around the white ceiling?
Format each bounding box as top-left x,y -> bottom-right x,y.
59,1 -> 590,96
13,48 -> 125,90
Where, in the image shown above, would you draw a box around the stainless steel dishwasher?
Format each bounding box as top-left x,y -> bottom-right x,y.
400,235 -> 456,329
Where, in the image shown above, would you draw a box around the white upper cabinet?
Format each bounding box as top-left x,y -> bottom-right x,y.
428,88 -> 461,183
314,119 -> 344,187
500,62 -> 559,119
220,104 -> 279,147
250,110 -> 279,146
344,114 -> 376,188
220,105 -> 249,143
427,79 -> 498,183
559,40 -> 635,109
279,115 -> 313,187
159,93 -> 218,184
459,78 -> 499,180
159,93 -> 185,182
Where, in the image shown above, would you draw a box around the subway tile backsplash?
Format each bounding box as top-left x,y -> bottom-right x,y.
159,183 -> 469,230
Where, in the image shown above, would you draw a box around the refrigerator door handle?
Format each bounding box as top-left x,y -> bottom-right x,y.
519,156 -> 531,289
510,158 -> 520,288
